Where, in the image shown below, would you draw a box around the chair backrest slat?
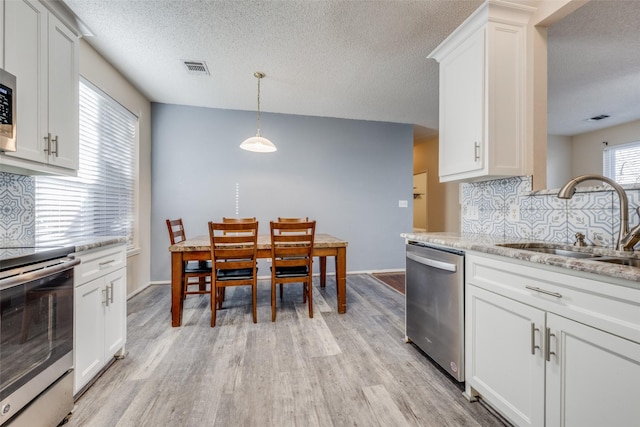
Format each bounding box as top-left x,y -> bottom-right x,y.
209,221 -> 259,270
166,218 -> 187,244
270,220 -> 315,263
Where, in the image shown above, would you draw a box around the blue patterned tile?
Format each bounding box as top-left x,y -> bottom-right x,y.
567,190 -> 613,211
568,210 -> 614,247
0,172 -> 35,242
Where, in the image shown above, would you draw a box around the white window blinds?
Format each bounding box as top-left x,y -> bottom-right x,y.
603,140 -> 640,185
35,79 -> 136,248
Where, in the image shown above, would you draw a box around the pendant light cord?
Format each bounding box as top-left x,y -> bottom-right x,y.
256,73 -> 263,136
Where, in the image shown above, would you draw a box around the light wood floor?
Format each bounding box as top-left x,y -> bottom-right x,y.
66,275 -> 508,427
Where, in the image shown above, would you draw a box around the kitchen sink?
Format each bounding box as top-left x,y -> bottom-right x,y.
497,243 -> 602,259
593,257 -> 640,268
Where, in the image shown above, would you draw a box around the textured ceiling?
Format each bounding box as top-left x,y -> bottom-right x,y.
63,0 -> 640,139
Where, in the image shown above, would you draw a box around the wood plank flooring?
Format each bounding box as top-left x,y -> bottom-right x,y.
66,275 -> 508,427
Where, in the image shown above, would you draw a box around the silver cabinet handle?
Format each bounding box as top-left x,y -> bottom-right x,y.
44,133 -> 51,154
531,322 -> 540,355
43,133 -> 58,156
102,287 -> 109,306
474,141 -> 480,162
406,252 -> 457,272
545,327 -> 557,361
109,283 -> 114,304
99,260 -> 116,268
525,285 -> 562,298
51,135 -> 58,157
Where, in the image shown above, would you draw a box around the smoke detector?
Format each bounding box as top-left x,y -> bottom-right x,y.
182,60 -> 210,76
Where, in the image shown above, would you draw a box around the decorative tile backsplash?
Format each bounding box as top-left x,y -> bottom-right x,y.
3,170 -> 639,249
0,172 -> 35,243
462,176 -> 640,248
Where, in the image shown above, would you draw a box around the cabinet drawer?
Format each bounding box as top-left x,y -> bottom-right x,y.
75,244 -> 126,286
466,253 -> 640,343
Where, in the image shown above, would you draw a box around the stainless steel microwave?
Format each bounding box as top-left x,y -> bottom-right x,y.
0,68 -> 17,152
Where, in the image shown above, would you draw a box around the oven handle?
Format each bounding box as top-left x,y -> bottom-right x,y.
0,257 -> 81,290
407,252 -> 457,272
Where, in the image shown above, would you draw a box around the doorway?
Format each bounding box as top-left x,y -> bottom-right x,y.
413,172 -> 427,231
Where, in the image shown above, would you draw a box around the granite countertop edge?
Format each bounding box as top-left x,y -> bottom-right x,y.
401,232 -> 640,285
72,236 -> 128,253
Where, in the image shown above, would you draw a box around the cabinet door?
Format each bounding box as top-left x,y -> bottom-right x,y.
103,269 -> 126,361
74,277 -> 105,394
438,27 -> 484,180
47,12 -> 79,170
546,313 -> 640,427
466,285 -> 545,427
0,0 -> 4,69
4,0 -> 48,164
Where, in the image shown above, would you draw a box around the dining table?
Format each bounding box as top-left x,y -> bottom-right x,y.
168,233 -> 348,326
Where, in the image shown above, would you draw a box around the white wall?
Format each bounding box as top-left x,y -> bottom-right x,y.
150,103 -> 414,281
413,136 -> 460,232
572,119 -> 640,179
79,40 -> 152,297
546,134 -> 572,189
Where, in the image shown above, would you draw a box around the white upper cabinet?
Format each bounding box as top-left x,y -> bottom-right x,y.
2,0 -> 79,175
429,1 -> 535,183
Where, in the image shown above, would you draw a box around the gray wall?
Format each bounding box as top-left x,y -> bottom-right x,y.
150,103 -> 413,281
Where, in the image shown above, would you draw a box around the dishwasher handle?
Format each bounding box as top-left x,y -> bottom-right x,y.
407,252 -> 457,272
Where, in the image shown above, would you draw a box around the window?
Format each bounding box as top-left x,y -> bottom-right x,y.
36,79 -> 137,248
603,140 -> 640,185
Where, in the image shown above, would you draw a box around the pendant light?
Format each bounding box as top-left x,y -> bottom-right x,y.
240,71 -> 277,152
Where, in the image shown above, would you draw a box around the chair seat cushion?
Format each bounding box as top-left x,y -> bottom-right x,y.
217,268 -> 255,281
185,260 -> 212,273
274,265 -> 309,278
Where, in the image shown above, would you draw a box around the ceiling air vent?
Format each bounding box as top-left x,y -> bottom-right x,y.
586,114 -> 610,122
182,60 -> 210,76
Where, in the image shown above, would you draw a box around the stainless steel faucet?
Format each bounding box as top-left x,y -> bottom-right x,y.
558,174 -> 636,251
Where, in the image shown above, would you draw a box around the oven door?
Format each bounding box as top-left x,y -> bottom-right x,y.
0,257 -> 79,425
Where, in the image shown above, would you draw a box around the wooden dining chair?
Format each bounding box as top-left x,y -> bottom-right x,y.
222,217 -> 256,225
208,220 -> 259,327
216,217 -> 256,306
166,218 -> 212,299
277,217 -> 309,223
275,217 -> 311,297
270,220 -> 316,321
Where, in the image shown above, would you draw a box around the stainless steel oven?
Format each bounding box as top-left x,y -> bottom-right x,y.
0,246 -> 79,426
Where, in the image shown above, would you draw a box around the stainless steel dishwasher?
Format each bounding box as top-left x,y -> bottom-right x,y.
405,241 -> 465,382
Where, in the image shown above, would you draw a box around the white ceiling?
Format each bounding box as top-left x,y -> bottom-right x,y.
62,0 -> 640,139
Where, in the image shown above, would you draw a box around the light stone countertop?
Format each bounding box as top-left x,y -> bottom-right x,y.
169,233 -> 348,252
71,236 -> 128,253
401,232 -> 640,284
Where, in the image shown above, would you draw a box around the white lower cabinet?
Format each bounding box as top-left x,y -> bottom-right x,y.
465,253 -> 640,427
74,244 -> 127,395
545,313 -> 640,427
466,285 -> 545,426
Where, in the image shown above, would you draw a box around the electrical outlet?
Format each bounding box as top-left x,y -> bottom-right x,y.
508,204 -> 520,222
399,200 -> 408,208
465,205 -> 479,220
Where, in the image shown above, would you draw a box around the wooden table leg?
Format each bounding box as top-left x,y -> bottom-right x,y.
335,247 -> 346,313
320,256 -> 327,288
171,252 -> 184,327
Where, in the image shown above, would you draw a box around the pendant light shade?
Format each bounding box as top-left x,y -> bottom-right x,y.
240,72 -> 277,153
240,135 -> 277,152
